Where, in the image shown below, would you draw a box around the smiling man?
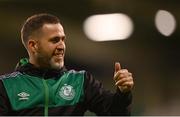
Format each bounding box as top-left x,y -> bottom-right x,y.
22,15 -> 66,70
0,13 -> 134,116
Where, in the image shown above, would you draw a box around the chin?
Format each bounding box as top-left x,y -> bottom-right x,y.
51,62 -> 64,70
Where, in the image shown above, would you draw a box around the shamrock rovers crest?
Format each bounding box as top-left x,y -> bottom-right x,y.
59,84 -> 75,100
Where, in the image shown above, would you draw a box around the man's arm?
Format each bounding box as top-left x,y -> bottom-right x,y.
110,88 -> 132,115
83,71 -> 133,115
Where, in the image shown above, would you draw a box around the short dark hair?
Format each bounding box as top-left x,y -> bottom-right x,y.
21,13 -> 60,48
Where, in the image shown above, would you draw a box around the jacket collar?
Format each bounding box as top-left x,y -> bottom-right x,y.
15,58 -> 67,79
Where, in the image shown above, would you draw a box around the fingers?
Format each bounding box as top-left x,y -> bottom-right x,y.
114,62 -> 121,74
113,68 -> 134,92
113,62 -> 134,92
114,69 -> 129,81
115,76 -> 133,87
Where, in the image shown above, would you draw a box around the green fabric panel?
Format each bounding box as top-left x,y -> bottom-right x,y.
47,70 -> 85,107
2,70 -> 85,111
2,73 -> 45,111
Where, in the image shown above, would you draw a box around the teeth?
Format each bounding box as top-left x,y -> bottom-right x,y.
54,53 -> 63,57
54,49 -> 64,57
55,54 -> 63,56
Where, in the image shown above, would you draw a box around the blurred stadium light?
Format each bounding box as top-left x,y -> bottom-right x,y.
83,13 -> 134,41
155,10 -> 176,37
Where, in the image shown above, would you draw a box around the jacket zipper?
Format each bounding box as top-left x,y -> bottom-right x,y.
42,78 -> 49,116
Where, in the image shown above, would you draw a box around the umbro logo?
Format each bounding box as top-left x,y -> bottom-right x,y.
17,92 -> 30,101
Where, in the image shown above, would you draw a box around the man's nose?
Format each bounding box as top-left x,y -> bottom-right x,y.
56,40 -> 64,48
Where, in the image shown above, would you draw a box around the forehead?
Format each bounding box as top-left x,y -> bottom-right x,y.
40,23 -> 65,37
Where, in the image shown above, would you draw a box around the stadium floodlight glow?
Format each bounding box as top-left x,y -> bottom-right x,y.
155,10 -> 176,37
83,13 -> 134,41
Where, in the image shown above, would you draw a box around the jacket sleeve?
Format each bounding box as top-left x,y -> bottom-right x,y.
0,80 -> 12,115
83,72 -> 132,116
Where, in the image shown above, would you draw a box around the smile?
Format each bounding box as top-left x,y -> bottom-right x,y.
54,49 -> 64,59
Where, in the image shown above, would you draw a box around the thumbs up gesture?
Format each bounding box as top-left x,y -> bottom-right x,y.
114,62 -> 134,93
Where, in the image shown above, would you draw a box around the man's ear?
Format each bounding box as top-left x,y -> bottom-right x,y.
28,39 -> 38,53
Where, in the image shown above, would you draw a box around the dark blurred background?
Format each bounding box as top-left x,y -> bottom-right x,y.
0,0 -> 179,115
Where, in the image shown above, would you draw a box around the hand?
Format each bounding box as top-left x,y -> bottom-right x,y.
113,62 -> 134,93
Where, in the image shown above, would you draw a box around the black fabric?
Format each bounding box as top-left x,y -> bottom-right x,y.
15,63 -> 67,79
0,81 -> 11,115
83,72 -> 132,115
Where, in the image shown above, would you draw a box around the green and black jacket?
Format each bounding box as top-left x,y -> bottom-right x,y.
0,58 -> 132,116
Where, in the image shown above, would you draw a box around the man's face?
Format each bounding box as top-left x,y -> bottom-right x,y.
33,23 -> 66,70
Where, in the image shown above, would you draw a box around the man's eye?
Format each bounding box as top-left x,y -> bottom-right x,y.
50,37 -> 60,43
52,39 -> 58,43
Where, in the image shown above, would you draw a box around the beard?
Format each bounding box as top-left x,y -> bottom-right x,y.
35,50 -> 64,70
49,57 -> 64,70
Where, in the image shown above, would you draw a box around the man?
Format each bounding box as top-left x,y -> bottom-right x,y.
0,13 -> 134,116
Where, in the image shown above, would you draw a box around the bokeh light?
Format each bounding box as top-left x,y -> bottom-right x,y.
155,10 -> 176,37
83,13 -> 134,41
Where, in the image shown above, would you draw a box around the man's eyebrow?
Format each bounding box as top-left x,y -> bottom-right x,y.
49,35 -> 66,41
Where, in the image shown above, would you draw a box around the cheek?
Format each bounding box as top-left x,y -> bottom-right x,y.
45,47 -> 54,56
38,44 -> 54,56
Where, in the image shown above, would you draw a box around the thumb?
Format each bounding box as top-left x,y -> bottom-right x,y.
115,62 -> 121,74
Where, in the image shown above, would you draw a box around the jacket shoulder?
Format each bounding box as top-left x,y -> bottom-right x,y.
68,69 -> 86,74
0,71 -> 22,80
